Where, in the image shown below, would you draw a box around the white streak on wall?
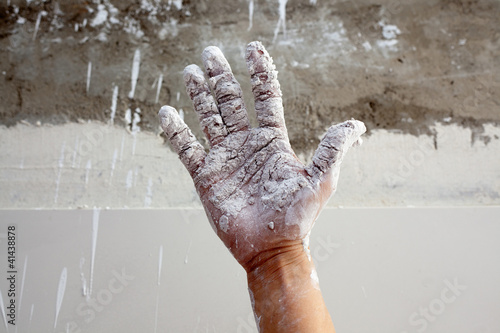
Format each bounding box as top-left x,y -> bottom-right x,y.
155,74 -> 163,104
132,108 -> 141,133
18,256 -> 28,313
110,148 -> 118,182
110,85 -> 119,125
79,257 -> 87,296
178,108 -> 184,121
144,177 -> 153,207
85,160 -> 92,186
126,169 -> 133,192
119,133 -> 126,162
89,207 -> 101,298
72,137 -> 79,168
248,0 -> 254,31
54,267 -> 68,329
157,245 -> 163,286
184,240 -> 192,264
86,61 -> 92,94
54,141 -> 66,204
125,108 -> 132,128
273,0 -> 288,43
128,49 -> 141,99
0,290 -> 7,330
33,11 -> 44,41
29,304 -> 34,329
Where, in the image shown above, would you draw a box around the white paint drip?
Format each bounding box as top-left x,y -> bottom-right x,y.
86,61 -> 92,94
33,11 -> 46,41
184,240 -> 192,264
134,167 -> 139,186
110,148 -> 118,182
273,0 -> 288,43
155,74 -> 163,104
18,256 -> 28,313
128,49 -> 141,99
144,177 -> 153,207
248,0 -> 254,31
29,304 -> 34,325
154,244 -> 163,333
119,133 -> 126,162
361,286 -> 367,298
0,289 -> 7,330
178,108 -> 184,121
85,160 -> 92,186
110,85 -> 119,125
157,245 -> 163,285
89,207 -> 101,298
54,267 -> 68,329
125,108 -> 132,128
72,137 -> 79,168
176,91 -> 180,102
126,169 -> 134,192
19,158 -> 24,169
54,141 -> 66,204
79,257 -> 87,296
132,108 -> 141,133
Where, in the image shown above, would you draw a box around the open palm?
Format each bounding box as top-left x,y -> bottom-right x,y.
159,42 -> 365,269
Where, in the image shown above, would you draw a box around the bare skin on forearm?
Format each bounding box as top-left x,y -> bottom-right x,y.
159,41 -> 365,332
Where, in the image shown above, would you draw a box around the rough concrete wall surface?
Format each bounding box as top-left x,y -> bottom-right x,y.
1,0 -> 499,208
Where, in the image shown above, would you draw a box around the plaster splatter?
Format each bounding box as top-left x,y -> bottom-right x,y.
89,207 -> 101,297
128,49 -> 141,99
54,267 -> 67,329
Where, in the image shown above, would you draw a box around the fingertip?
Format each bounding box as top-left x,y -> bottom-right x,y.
202,46 -> 230,76
246,41 -> 266,57
183,64 -> 204,79
201,46 -> 222,60
158,105 -> 176,118
245,41 -> 275,77
158,106 -> 178,129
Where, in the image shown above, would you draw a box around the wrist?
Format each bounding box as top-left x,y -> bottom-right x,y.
245,242 -> 334,332
246,241 -> 319,306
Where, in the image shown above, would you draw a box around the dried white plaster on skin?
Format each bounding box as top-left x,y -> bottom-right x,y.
160,42 -> 365,264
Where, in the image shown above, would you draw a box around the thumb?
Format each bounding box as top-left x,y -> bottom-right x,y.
306,119 -> 366,184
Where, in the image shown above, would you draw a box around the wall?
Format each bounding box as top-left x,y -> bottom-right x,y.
0,0 -> 499,208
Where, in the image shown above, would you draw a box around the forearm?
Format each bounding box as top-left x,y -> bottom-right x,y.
246,243 -> 335,333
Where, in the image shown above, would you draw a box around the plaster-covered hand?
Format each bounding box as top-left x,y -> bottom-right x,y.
159,41 -> 365,271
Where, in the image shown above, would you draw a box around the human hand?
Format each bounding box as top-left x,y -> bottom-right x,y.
159,41 -> 365,271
